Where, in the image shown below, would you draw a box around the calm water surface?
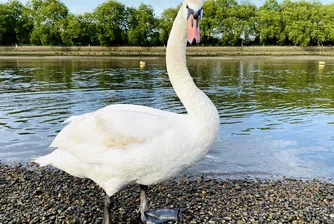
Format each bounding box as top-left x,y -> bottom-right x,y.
0,56 -> 333,180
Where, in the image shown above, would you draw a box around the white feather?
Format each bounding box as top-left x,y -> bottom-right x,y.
34,0 -> 220,197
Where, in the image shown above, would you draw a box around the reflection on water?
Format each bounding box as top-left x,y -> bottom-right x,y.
0,56 -> 333,180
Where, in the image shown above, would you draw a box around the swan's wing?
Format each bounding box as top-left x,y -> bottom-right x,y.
50,104 -> 181,163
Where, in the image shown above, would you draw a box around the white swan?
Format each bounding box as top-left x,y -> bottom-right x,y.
35,0 -> 219,223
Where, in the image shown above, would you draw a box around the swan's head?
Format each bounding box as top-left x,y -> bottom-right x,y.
183,0 -> 203,44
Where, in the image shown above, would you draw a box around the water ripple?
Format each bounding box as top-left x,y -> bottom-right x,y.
0,57 -> 333,180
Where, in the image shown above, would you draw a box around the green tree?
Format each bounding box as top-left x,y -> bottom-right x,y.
322,4 -> 334,44
308,4 -> 334,45
127,3 -> 159,46
60,14 -> 81,45
158,5 -> 180,45
78,13 -> 99,45
281,0 -> 320,46
201,0 -> 220,44
214,0 -> 256,46
233,2 -> 257,45
0,3 -> 8,43
60,12 -> 99,46
28,0 -> 69,45
256,0 -> 286,45
0,0 -> 32,45
94,0 -> 127,46
211,0 -> 239,45
1,0 -> 334,47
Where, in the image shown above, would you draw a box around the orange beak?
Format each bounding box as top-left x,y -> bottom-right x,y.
187,14 -> 201,44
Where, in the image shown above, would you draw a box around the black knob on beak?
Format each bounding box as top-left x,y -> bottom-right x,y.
193,8 -> 202,20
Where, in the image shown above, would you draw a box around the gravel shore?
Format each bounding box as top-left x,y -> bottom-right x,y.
1,163 -> 333,224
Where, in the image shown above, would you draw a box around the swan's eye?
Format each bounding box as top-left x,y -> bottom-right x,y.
186,5 -> 189,9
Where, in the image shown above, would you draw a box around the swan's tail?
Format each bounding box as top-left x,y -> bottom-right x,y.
33,149 -> 87,178
63,113 -> 92,125
34,154 -> 52,167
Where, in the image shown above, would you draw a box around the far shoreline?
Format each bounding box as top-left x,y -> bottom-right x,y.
1,55 -> 334,61
2,46 -> 334,57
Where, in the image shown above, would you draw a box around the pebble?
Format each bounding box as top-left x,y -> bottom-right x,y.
0,163 -> 333,223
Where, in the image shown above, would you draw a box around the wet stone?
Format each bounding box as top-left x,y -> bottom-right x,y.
0,163 -> 333,223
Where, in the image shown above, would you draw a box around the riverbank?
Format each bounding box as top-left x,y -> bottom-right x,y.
1,163 -> 333,223
1,46 -> 334,56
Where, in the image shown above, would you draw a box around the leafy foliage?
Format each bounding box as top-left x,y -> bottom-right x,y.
94,0 -> 127,45
159,4 -> 181,45
0,3 -> 8,42
0,0 -> 334,46
29,0 -> 69,45
256,0 -> 285,45
0,0 -> 32,44
127,3 -> 159,46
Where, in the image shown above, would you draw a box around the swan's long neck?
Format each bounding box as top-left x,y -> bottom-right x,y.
166,6 -> 219,125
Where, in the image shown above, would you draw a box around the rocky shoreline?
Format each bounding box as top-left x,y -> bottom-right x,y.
1,163 -> 333,224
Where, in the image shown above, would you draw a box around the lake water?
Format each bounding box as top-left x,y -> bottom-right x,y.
0,56 -> 333,181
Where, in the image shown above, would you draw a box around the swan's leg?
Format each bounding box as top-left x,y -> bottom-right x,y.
139,185 -> 148,222
103,195 -> 111,224
139,185 -> 178,224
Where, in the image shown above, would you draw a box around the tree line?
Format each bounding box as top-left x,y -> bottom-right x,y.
1,0 -> 334,47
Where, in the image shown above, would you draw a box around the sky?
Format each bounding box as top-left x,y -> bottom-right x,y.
4,0 -> 334,15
